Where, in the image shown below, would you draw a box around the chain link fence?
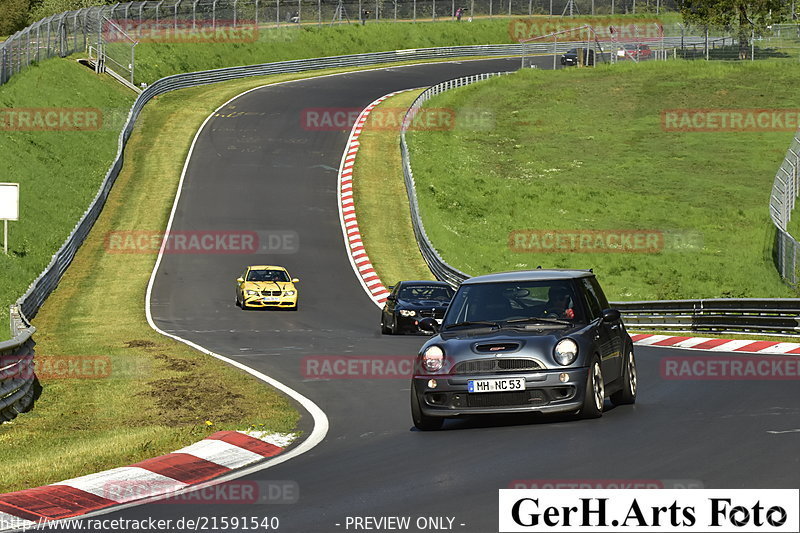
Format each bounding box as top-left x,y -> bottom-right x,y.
1,0 -> 694,88
770,133 -> 800,287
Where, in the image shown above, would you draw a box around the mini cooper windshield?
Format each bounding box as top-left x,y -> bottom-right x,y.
443,280 -> 586,328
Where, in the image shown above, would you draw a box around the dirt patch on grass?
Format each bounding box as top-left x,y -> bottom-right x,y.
154,353 -> 197,372
138,372 -> 246,427
125,340 -> 156,348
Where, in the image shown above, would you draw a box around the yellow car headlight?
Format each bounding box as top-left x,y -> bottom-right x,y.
283,290 -> 296,296
246,290 -> 259,296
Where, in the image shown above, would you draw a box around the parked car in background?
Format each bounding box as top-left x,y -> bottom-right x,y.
561,47 -> 595,66
381,281 -> 455,335
410,269 -> 636,430
617,43 -> 652,61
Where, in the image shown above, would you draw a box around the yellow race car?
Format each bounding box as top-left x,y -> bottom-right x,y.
236,265 -> 299,310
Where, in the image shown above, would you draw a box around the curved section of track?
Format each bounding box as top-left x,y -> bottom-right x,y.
113,58 -> 799,532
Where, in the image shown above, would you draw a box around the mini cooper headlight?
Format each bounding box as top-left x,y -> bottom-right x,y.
399,309 -> 417,317
283,290 -> 296,296
246,290 -> 259,296
421,345 -> 445,372
554,339 -> 579,366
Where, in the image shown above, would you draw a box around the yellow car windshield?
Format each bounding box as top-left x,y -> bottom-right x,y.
247,270 -> 290,282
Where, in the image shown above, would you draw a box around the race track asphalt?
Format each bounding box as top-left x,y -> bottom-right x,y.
99,57 -> 800,532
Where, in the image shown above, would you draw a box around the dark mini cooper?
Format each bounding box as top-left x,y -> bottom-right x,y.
381,281 -> 455,335
410,269 -> 636,430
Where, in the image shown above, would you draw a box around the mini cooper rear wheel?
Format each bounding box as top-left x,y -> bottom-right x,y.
611,349 -> 637,406
411,383 -> 443,430
579,355 -> 604,419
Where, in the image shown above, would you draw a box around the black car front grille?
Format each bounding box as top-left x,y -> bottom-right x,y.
453,358 -> 544,374
261,290 -> 281,296
417,309 -> 446,319
465,390 -> 547,408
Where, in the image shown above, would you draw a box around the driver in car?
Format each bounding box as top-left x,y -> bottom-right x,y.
544,286 -> 575,319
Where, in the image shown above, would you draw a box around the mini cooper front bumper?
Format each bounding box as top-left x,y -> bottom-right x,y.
412,367 -> 590,417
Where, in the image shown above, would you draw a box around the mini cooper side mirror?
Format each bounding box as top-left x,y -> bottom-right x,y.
386,295 -> 396,301
236,277 -> 244,283
602,308 -> 621,322
418,317 -> 439,333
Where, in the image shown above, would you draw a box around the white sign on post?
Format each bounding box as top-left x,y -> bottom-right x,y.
0,183 -> 19,255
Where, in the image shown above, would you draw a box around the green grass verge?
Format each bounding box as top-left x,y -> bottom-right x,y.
405,60 -> 800,300
132,15 -> 669,84
1,66 -> 405,493
352,89 -> 434,286
0,60 -> 135,338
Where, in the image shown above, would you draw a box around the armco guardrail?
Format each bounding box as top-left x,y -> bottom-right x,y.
614,299 -> 800,336
399,72 -> 507,287
0,327 -> 36,423
400,73 -> 800,336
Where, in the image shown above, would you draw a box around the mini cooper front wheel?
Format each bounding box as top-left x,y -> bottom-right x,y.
579,355 -> 604,419
411,383 -> 444,431
611,349 -> 637,406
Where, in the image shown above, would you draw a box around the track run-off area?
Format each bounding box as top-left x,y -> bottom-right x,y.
60,58 -> 800,532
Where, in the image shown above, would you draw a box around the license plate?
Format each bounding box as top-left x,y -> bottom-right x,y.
468,377 -> 525,393
263,297 -> 280,302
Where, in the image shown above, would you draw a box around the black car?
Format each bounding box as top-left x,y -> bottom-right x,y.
560,47 -> 595,66
410,269 -> 636,430
381,281 -> 455,335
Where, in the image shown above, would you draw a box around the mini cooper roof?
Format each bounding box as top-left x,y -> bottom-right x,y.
396,280 -> 452,285
461,269 -> 594,285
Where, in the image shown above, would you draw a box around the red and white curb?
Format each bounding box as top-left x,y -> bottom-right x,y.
632,333 -> 800,354
0,430 -> 296,529
338,90 -> 416,308
335,94 -> 800,355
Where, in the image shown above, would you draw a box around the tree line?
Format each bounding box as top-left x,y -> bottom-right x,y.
1,0 -> 116,37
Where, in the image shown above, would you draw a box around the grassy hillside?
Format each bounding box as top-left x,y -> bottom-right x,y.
132,15 -> 660,83
0,60 -> 134,336
406,60 -> 799,299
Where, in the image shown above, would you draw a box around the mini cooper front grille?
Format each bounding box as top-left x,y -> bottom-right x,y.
454,358 -> 544,374
474,342 -> 521,353
465,390 -> 547,408
261,290 -> 281,296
